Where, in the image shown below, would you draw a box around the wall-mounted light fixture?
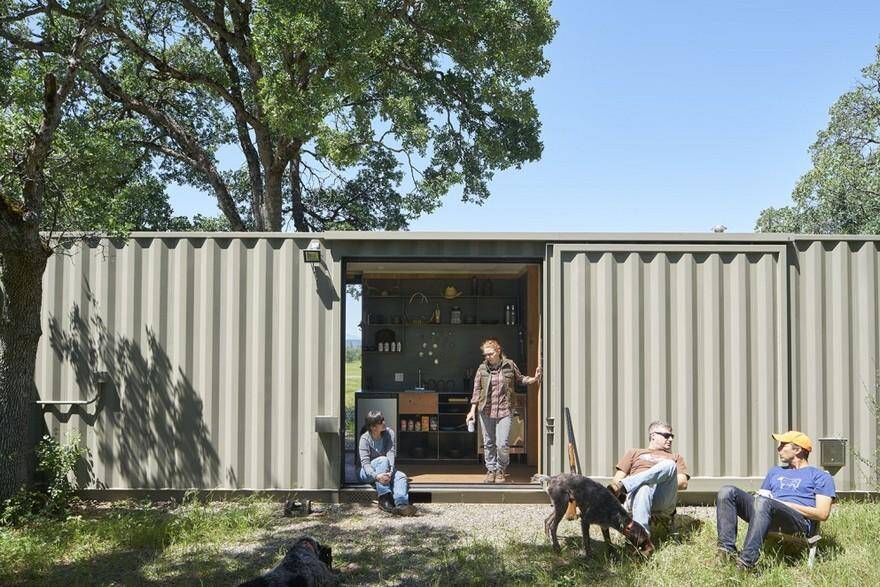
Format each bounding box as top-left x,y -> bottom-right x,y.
303,239 -> 322,264
818,437 -> 847,475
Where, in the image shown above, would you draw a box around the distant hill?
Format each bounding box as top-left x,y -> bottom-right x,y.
345,338 -> 361,349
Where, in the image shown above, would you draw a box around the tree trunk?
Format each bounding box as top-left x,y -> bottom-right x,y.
0,234 -> 50,502
263,166 -> 285,231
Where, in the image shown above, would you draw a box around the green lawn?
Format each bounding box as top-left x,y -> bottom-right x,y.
2,499 -> 878,586
345,359 -> 361,439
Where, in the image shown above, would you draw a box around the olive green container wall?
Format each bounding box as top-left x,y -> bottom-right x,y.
35,236 -> 341,491
790,239 -> 880,491
33,232 -> 880,492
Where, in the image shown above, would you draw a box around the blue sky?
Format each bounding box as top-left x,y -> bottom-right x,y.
170,1 -> 880,234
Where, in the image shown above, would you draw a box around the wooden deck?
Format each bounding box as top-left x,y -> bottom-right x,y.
403,462 -> 536,484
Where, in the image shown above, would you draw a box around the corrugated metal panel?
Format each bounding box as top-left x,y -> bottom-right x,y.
545,244 -> 789,482
35,237 -> 341,490
791,241 -> 880,491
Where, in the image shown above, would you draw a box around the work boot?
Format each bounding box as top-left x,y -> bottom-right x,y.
483,470 -> 496,484
735,557 -> 758,574
377,493 -> 395,514
395,503 -> 417,517
717,547 -> 738,565
495,470 -> 507,483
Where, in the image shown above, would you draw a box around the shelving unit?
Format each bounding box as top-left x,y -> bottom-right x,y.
360,275 -> 529,464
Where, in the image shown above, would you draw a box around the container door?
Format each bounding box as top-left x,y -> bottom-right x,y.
543,243 -> 789,485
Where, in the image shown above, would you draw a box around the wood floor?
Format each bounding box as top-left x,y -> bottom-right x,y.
402,462 -> 535,484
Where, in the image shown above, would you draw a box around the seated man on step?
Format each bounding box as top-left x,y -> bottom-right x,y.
607,420 -> 690,537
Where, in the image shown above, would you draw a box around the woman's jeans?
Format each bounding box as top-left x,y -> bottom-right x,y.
621,459 -> 679,533
479,413 -> 511,472
716,485 -> 812,566
358,456 -> 410,506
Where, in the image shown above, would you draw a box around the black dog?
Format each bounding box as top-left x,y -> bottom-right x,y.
238,536 -> 337,586
535,473 -> 654,558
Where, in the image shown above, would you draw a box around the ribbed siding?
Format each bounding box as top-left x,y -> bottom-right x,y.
546,245 -> 789,481
792,241 -> 880,490
36,237 -> 340,490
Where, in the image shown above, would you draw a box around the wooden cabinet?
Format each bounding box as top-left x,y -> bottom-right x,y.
398,392 -> 438,414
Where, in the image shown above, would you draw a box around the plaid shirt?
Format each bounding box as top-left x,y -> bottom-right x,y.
470,361 -> 525,419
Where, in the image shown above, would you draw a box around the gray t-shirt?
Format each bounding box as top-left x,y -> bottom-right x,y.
358,428 -> 396,476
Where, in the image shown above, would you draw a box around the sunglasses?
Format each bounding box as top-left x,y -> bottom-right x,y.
653,431 -> 674,439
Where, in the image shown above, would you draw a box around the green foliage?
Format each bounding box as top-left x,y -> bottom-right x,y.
853,388 -> 880,491
92,0 -> 557,231
0,434 -> 85,526
0,3 -> 187,235
345,346 -> 362,363
757,43 -> 880,234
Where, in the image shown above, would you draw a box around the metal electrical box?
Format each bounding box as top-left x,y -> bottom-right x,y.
818,437 -> 847,469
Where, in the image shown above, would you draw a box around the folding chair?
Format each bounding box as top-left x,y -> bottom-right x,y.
766,522 -> 821,568
649,508 -> 678,538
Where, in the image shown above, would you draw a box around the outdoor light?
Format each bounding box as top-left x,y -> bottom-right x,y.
303,239 -> 322,264
818,437 -> 847,473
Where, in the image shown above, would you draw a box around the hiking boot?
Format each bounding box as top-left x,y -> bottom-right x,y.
483,470 -> 496,484
377,493 -> 395,514
395,503 -> 417,517
607,481 -> 628,503
495,470 -> 508,483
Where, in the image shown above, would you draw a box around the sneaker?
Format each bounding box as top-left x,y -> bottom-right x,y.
377,494 -> 395,514
495,471 -> 508,483
395,504 -> 417,517
483,471 -> 496,484
607,481 -> 628,503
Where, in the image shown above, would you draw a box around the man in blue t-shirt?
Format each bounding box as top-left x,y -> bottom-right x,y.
715,430 -> 836,571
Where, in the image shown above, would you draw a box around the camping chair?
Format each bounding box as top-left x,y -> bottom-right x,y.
649,508 -> 679,539
766,522 -> 822,569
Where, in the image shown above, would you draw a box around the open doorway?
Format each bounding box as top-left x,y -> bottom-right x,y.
343,260 -> 541,485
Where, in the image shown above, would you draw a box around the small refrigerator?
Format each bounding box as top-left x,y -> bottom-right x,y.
354,392 -> 398,440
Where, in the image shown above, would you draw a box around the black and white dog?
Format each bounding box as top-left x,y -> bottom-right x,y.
534,473 -> 654,558
238,536 -> 337,586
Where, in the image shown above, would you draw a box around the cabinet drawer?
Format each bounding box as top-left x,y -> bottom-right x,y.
398,393 -> 438,414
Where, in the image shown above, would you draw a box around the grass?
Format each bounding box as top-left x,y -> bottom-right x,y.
2,499 -> 878,586
345,358 -> 361,440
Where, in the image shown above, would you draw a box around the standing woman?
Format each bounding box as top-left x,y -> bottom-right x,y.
466,339 -> 542,483
358,411 -> 416,516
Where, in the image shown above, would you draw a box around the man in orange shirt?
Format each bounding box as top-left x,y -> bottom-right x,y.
608,420 -> 690,536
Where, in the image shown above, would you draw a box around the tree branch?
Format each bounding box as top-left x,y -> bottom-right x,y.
86,63 -> 247,230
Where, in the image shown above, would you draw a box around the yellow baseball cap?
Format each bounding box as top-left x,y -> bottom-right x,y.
772,430 -> 812,452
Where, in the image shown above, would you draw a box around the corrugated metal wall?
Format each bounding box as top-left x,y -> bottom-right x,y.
34,234 -> 880,492
545,244 -> 790,484
36,236 -> 341,490
791,240 -> 880,490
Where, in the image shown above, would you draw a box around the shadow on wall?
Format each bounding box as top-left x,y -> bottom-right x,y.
47,290 -> 219,489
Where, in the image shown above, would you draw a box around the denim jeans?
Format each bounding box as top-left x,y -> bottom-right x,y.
621,459 -> 679,533
358,456 -> 410,506
479,413 -> 512,472
716,485 -> 812,566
